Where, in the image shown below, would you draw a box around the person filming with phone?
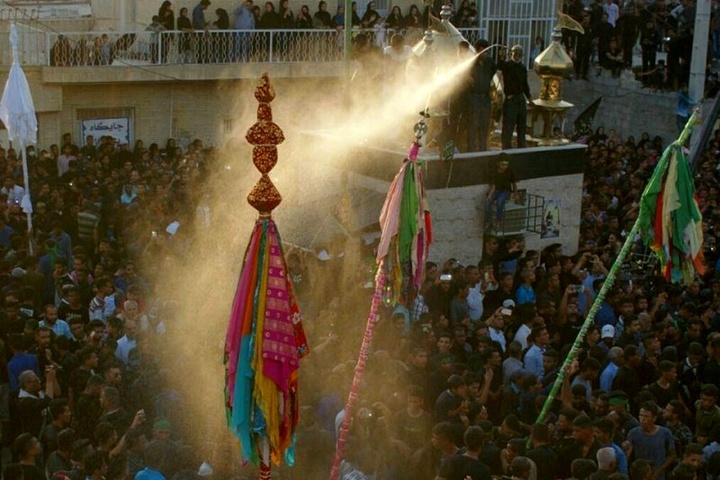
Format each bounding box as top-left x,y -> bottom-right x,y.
571,251 -> 609,311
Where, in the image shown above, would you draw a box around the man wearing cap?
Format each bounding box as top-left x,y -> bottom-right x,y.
607,390 -> 640,439
599,324 -> 615,354
497,45 -> 532,149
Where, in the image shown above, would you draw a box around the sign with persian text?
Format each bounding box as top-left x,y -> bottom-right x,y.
80,117 -> 130,145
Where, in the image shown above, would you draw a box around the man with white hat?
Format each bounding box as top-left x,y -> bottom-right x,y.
599,324 -> 616,354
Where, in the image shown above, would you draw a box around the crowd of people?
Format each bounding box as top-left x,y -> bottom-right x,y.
560,0 -> 709,88
0,132 -> 218,480
0,82 -> 718,480
8,3 -> 720,480
290,122 -> 720,480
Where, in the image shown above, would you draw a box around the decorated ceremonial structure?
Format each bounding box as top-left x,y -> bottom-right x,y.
220,20 -> 704,480
330,113 -> 433,480
223,74 -> 309,479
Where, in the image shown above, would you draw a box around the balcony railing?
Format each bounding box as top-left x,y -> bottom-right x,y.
42,27 -> 486,67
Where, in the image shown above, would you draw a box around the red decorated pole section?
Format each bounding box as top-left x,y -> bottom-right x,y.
259,463 -> 272,480
329,264 -> 387,480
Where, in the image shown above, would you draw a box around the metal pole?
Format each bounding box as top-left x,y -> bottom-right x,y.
45,32 -> 51,66
19,142 -> 33,256
344,0 -> 352,76
688,0 -> 710,103
119,1 -> 126,31
532,110 -> 699,427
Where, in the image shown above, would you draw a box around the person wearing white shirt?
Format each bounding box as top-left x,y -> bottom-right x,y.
486,310 -> 507,352
465,266 -> 484,321
1,176 -> 25,205
524,326 -> 550,380
604,0 -> 619,27
115,319 -> 138,365
56,145 -> 77,177
513,322 -> 532,350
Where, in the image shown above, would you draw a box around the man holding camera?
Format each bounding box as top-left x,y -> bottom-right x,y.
16,367 -> 60,436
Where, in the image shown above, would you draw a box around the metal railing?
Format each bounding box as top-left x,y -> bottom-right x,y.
478,0 -> 559,68
45,29 -> 370,66
4,17 -> 558,68
43,27 -> 500,67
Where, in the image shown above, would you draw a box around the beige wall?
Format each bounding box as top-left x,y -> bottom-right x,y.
17,75 -> 341,153
350,171 -> 585,265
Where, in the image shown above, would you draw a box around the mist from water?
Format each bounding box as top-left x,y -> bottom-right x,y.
152,49 -> 479,478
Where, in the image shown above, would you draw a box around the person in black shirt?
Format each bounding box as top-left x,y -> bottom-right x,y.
465,39 -> 497,152
437,425 -> 491,480
17,369 -> 57,437
498,45 -> 532,149
484,154 -> 517,228
640,19 -> 660,86
526,423 -> 559,480
14,434 -> 46,480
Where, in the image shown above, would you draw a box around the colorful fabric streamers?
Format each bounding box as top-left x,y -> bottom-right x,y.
224,219 -> 308,466
376,140 -> 433,305
638,143 -> 704,284
223,74 -> 309,472
329,118 -> 433,480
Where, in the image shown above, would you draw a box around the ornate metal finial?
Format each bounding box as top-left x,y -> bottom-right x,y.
246,73 -> 285,215
551,26 -> 562,44
422,29 -> 434,46
440,4 -> 452,22
533,26 -> 574,104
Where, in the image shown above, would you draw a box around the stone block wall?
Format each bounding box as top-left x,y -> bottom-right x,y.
350,171 -> 584,267
535,72 -> 679,143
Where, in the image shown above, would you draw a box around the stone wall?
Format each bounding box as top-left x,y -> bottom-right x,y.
426,174 -> 584,265
350,171 -> 584,266
531,72 -> 678,143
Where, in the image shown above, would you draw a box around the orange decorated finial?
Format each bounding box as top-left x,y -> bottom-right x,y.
246,74 -> 285,215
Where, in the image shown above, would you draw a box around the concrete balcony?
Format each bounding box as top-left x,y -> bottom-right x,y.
41,61 -> 345,84
5,27 -> 483,83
